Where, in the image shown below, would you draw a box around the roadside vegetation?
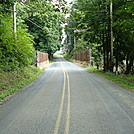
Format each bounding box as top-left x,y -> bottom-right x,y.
87,67 -> 134,92
0,0 -> 66,101
63,0 -> 134,91
62,53 -> 134,91
0,0 -> 133,100
62,53 -> 73,62
65,0 -> 133,75
0,66 -> 44,102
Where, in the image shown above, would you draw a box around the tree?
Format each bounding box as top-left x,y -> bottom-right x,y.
66,0 -> 110,69
113,0 -> 134,74
66,0 -> 134,74
17,0 -> 65,58
0,16 -> 35,71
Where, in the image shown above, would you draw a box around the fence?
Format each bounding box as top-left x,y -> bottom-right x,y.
74,50 -> 92,66
37,51 -> 49,69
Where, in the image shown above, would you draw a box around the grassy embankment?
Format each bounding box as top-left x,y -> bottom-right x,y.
0,66 -> 44,102
63,53 -> 134,91
87,67 -> 134,92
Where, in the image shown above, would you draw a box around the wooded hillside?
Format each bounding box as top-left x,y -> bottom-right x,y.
65,0 -> 134,74
0,0 -> 65,71
0,0 -> 133,74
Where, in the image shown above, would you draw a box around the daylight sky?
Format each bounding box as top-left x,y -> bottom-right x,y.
66,0 -> 73,3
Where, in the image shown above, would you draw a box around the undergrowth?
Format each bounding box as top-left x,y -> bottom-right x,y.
0,66 -> 44,102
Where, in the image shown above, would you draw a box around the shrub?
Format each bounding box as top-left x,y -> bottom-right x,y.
0,16 -> 35,71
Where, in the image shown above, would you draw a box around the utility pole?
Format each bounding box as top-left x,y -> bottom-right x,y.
110,0 -> 113,72
13,2 -> 17,35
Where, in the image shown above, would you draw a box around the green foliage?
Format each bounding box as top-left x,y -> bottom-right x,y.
87,67 -> 134,91
0,0 -> 16,14
66,0 -> 134,74
74,36 -> 90,51
0,66 -> 44,102
17,0 -> 65,57
0,15 -> 35,71
91,43 -> 102,68
1,0 -> 66,59
63,53 -> 73,62
0,0 -> 15,7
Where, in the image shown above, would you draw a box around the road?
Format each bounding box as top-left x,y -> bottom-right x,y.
0,55 -> 134,134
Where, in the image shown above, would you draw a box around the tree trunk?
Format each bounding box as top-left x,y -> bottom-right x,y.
103,33 -> 106,71
110,0 -> 113,72
106,42 -> 109,70
115,50 -> 119,74
125,56 -> 129,74
129,58 -> 133,74
106,32 -> 110,71
131,59 -> 134,74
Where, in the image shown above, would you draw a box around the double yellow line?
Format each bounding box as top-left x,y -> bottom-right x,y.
53,62 -> 71,134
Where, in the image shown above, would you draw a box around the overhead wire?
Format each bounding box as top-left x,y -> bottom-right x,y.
16,0 -> 56,34
0,0 -> 45,30
0,3 -> 60,41
0,1 -> 61,53
0,5 -> 45,31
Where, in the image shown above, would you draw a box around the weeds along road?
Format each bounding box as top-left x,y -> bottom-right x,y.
0,55 -> 134,134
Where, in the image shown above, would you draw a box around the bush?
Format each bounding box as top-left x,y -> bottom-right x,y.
0,66 -> 44,101
0,16 -> 35,71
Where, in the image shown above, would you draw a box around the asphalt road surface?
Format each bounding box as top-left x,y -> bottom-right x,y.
0,55 -> 134,134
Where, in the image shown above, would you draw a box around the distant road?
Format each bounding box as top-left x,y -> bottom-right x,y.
0,55 -> 134,134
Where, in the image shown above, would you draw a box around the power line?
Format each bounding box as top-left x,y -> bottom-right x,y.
1,1 -> 60,35
0,6 -> 45,31
0,1 -> 45,30
25,18 -> 44,30
16,1 -> 52,32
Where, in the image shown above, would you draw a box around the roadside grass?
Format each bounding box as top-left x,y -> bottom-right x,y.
0,66 -> 44,102
87,67 -> 134,92
56,53 -> 134,92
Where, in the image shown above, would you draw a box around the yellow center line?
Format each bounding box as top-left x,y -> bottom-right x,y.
53,62 -> 66,134
65,70 -> 71,134
53,62 -> 71,134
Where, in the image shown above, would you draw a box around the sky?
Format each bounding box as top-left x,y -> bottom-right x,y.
66,0 -> 72,2
66,0 -> 73,4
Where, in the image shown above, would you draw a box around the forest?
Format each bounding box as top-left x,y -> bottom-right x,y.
0,0 -> 66,71
0,0 -> 134,74
0,0 -> 68,100
65,0 -> 134,74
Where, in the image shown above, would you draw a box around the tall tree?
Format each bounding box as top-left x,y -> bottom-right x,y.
66,0 -> 134,74
17,0 -> 65,58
